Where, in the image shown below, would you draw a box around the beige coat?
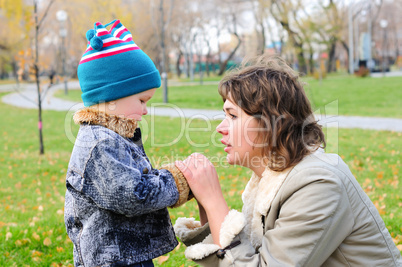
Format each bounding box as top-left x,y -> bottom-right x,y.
174,151 -> 402,266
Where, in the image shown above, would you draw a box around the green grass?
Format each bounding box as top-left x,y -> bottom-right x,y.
304,75 -> 402,118
176,74 -> 223,82
54,75 -> 402,118
0,92 -> 401,266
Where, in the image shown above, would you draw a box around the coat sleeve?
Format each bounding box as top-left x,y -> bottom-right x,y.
80,138 -> 180,216
175,167 -> 354,266
175,210 -> 260,266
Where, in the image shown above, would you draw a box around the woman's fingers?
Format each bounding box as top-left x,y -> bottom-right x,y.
175,161 -> 192,179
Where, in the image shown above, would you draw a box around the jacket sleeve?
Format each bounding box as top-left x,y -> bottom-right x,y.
80,138 -> 180,216
175,167 -> 354,266
160,163 -> 194,208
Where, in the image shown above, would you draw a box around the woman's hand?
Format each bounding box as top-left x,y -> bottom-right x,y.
176,153 -> 229,246
175,153 -> 223,209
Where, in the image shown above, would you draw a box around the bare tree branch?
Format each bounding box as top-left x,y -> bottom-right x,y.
37,0 -> 55,29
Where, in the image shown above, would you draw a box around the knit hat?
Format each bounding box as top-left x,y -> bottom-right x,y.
77,19 -> 161,106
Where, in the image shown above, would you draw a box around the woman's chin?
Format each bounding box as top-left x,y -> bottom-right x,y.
226,155 -> 234,165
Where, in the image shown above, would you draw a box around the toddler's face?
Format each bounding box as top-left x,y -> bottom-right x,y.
111,88 -> 157,121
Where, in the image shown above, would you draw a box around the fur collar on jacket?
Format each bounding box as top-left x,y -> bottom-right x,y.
242,167 -> 292,249
73,107 -> 138,138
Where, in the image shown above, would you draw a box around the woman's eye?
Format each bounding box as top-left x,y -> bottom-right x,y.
229,113 -> 237,119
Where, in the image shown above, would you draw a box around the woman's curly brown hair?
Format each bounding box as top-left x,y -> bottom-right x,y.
218,55 -> 326,171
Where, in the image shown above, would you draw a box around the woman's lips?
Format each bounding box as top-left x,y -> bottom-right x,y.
221,139 -> 231,152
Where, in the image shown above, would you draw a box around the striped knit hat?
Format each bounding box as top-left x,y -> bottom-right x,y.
77,19 -> 161,107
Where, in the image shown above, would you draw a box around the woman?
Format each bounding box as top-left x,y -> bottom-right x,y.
174,55 -> 401,266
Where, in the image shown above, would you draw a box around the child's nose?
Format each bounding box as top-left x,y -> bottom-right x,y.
142,106 -> 148,115
216,119 -> 228,135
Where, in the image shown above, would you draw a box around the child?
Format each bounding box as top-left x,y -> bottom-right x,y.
64,19 -> 191,267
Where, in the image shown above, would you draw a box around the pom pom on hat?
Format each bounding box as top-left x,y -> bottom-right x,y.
90,36 -> 103,51
86,29 -> 95,41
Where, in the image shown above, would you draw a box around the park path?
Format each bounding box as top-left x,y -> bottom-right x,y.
1,81 -> 402,132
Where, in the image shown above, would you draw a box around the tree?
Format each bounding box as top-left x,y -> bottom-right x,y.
216,1 -> 245,75
0,0 -> 32,82
270,0 -> 308,74
32,0 -> 55,154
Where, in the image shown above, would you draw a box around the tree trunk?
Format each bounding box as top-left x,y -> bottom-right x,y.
34,1 -> 44,155
341,40 -> 349,55
278,20 -> 307,74
327,41 -> 336,73
308,47 -> 314,75
205,38 -> 211,76
259,21 -> 266,55
218,33 -> 241,76
185,53 -> 190,78
295,44 -> 307,75
176,50 -> 182,78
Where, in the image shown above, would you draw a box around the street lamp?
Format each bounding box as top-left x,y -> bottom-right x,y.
56,10 -> 68,94
380,19 -> 388,76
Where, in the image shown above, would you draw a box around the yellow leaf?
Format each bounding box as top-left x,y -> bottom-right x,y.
156,255 -> 169,265
32,232 -> 40,241
397,245 -> 402,252
56,247 -> 64,252
228,189 -> 236,196
5,232 -> 12,241
43,237 -> 52,246
32,250 -> 43,257
33,257 -> 42,262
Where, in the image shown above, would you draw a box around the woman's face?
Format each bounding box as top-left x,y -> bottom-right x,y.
216,99 -> 265,171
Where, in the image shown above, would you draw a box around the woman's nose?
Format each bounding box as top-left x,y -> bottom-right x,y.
216,119 -> 228,135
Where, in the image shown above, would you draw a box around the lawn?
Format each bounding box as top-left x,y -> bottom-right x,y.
0,92 -> 401,266
54,75 -> 402,118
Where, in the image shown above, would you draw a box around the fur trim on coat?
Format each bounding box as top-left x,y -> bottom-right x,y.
175,210 -> 245,260
241,167 -> 292,249
73,107 -> 138,138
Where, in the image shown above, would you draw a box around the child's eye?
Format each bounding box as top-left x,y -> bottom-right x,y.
140,100 -> 145,104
